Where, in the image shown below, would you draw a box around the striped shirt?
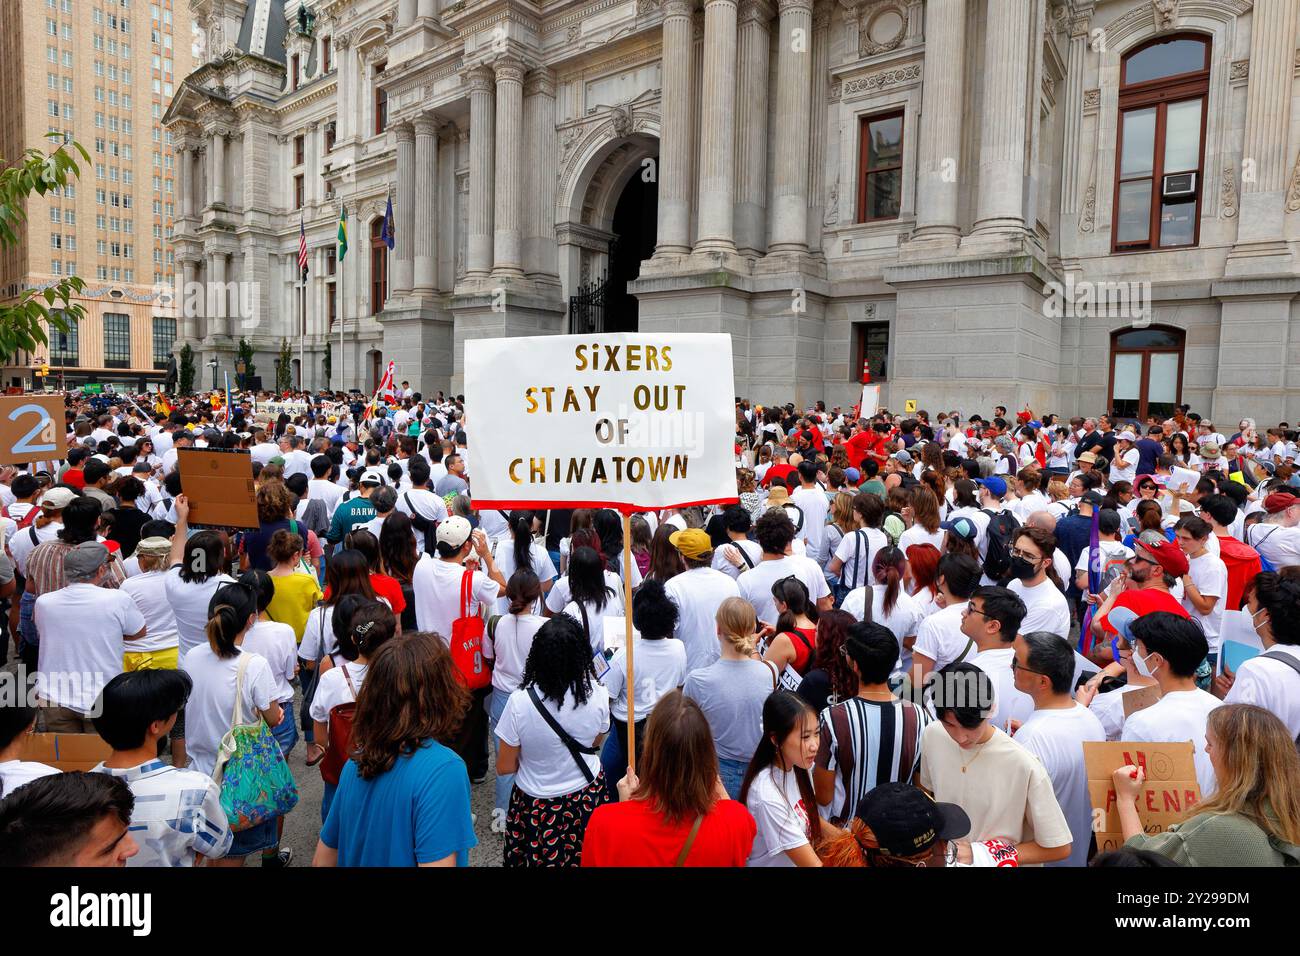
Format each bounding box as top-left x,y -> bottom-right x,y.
816,696 -> 928,825
26,539 -> 126,597
93,759 -> 233,866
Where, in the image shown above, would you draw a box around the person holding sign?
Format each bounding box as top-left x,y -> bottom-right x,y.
1110,704 -> 1300,866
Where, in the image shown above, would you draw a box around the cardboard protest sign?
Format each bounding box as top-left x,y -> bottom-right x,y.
0,394 -> 67,465
464,333 -> 738,512
1121,684 -> 1162,719
21,733 -> 112,771
176,449 -> 259,528
1084,740 -> 1200,854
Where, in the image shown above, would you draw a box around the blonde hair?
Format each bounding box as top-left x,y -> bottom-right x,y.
1194,704 -> 1300,846
830,491 -> 856,534
737,468 -> 756,493
715,597 -> 758,655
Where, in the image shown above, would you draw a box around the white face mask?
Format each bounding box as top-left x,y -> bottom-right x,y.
1133,647 -> 1161,679
1252,607 -> 1270,638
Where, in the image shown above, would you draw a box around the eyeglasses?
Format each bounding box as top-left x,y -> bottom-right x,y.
1007,547 -> 1041,561
960,605 -> 988,619
1009,658 -> 1046,677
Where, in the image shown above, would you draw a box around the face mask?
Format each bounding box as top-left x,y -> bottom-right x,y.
1008,556 -> 1038,580
1252,607 -> 1270,638
1133,648 -> 1161,679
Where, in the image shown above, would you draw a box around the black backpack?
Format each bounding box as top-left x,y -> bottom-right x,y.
980,508 -> 1021,583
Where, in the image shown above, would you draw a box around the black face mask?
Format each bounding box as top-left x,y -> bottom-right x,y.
1009,556 -> 1038,580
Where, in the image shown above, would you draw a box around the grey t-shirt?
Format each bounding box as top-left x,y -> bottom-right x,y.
683,658 -> 777,762
434,474 -> 468,498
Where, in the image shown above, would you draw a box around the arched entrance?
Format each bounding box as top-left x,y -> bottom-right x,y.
1108,325 -> 1184,421
556,120 -> 659,335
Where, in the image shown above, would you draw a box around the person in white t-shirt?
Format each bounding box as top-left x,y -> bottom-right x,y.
491,511 -> 558,615
308,599 -> 397,824
911,552 -> 982,683
741,690 -> 826,867
1175,516 -> 1228,659
737,510 -> 832,626
963,586 -> 1033,734
240,570 -> 300,758
663,529 -> 741,674
826,493 -> 889,596
1220,572 -> 1300,741
34,543 -> 147,733
1012,631 -> 1107,867
119,537 -> 181,671
392,459 -> 447,554
1121,611 -> 1223,797
790,461 -> 831,565
1006,527 -> 1071,639
713,505 -> 763,579
0,705 -> 58,798
598,580 -> 687,801
1075,609 -> 1160,741
1109,432 -> 1140,485
841,545 -> 924,681
496,613 -> 611,867
919,662 -> 1073,865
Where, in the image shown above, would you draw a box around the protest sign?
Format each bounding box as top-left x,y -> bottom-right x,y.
1167,466 -> 1200,494
1083,740 -> 1200,854
465,332 -> 738,770
1121,684 -> 1162,719
464,333 -> 738,512
1218,608 -> 1263,675
176,449 -> 259,528
860,385 -> 879,418
0,394 -> 67,465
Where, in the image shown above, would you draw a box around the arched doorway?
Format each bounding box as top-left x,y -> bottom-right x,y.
556,123 -> 659,334
1108,325 -> 1184,421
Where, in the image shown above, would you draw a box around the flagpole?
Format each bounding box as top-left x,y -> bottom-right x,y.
299,270 -> 305,394
338,199 -> 345,394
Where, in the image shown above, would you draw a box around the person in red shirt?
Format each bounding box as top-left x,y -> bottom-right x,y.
1092,532 -> 1191,649
582,691 -> 755,867
759,449 -> 796,489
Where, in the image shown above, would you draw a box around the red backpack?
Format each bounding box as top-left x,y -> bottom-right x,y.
320,665 -> 359,787
449,569 -> 491,690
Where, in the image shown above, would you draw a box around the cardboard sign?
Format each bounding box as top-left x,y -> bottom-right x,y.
464,333 -> 739,512
20,733 -> 112,771
860,385 -> 879,418
1084,740 -> 1200,854
904,399 -> 917,414
0,394 -> 67,465
176,448 -> 259,528
1121,683 -> 1162,718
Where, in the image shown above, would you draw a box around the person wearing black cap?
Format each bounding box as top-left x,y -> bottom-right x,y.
817,782 -> 970,867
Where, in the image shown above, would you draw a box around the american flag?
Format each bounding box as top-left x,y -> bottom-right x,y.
298,213 -> 309,279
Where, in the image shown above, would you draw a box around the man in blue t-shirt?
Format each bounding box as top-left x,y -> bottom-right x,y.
1134,426 -> 1164,476
315,740 -> 477,867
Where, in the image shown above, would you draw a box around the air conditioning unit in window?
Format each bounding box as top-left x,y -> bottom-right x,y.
1162,172 -> 1197,199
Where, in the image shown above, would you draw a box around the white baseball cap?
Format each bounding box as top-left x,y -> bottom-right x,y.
359,469 -> 385,486
436,515 -> 473,549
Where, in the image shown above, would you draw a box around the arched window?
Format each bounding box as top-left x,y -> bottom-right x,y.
370,217 -> 387,315
1113,34 -> 1209,252
1109,325 -> 1184,422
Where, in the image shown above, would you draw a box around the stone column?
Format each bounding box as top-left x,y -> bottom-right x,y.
1059,9 -> 1092,216
694,0 -> 739,253
180,258 -> 197,341
416,0 -> 436,18
492,57 -> 526,278
1235,0 -> 1300,244
768,0 -> 812,253
210,252 -> 228,337
393,122 -> 415,295
911,0 -> 966,240
465,66 -> 495,279
524,69 -> 558,277
734,0 -> 772,257
211,131 -> 226,207
970,0 -> 1032,235
413,114 -> 439,294
180,147 -> 193,219
806,6 -> 829,249
656,0 -> 695,256
397,0 -> 416,28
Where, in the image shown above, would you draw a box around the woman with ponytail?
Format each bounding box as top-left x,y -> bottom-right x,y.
761,576 -> 820,689
182,580 -> 287,866
492,510 -> 557,615
740,691 -> 829,866
309,600 -> 397,823
843,546 -> 924,683
683,598 -> 781,799
484,568 -> 547,816
240,570 -> 300,758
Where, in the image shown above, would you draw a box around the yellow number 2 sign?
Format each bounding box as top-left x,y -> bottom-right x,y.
0,394 -> 67,465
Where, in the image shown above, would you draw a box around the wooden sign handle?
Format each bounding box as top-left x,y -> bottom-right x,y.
622,511 -> 637,775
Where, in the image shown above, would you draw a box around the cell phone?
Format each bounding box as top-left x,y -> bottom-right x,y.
592,648 -> 612,682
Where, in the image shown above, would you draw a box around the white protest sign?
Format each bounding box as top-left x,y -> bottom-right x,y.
860,384 -> 879,418
464,333 -> 739,511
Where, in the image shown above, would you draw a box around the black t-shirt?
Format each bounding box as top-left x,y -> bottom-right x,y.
107,507 -> 152,558
797,669 -> 834,714
241,518 -> 295,572
1096,431 -> 1118,464
1134,438 -> 1162,475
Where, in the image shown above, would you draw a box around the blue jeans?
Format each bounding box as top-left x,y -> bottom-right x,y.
298,662 -> 318,744
228,817 -> 279,857
18,591 -> 37,651
599,717 -> 645,802
718,757 -> 748,801
321,780 -> 337,825
487,687 -> 514,815
271,702 -> 298,757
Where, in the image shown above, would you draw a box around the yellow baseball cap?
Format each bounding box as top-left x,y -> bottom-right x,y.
669,528 -> 713,560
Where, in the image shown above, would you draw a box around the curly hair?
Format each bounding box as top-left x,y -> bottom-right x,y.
816,609 -> 858,701
256,480 -> 294,524
519,614 -> 597,707
349,632 -> 469,780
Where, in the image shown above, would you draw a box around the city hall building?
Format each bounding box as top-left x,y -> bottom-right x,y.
167,0 -> 1300,423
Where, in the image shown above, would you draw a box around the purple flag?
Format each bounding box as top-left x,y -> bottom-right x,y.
1078,505 -> 1102,654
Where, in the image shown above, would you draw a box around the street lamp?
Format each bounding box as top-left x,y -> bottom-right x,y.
208,357 -> 219,392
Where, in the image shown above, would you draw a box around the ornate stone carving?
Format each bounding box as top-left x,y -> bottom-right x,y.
610,102 -> 635,138
840,64 -> 920,97
1083,88 -> 1100,109
1152,0 -> 1178,32
829,80 -> 842,102
859,2 -> 908,57
568,23 -> 581,41
863,302 -> 876,319
1286,149 -> 1300,213
824,179 -> 838,226
1069,15 -> 1091,39
637,0 -> 661,16
1230,59 -> 1249,80
1050,2 -> 1070,35
1221,166 -> 1237,218
559,127 -> 582,162
1079,182 -> 1096,233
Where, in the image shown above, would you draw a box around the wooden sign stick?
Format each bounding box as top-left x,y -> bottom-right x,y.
622,510 -> 637,775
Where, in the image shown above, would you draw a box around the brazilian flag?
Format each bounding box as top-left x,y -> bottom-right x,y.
337,203 -> 348,262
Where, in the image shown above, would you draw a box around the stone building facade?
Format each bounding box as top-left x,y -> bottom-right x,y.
168,0 -> 1300,424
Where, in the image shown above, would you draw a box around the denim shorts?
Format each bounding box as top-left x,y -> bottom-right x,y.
271,703 -> 298,757
228,817 -> 278,856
